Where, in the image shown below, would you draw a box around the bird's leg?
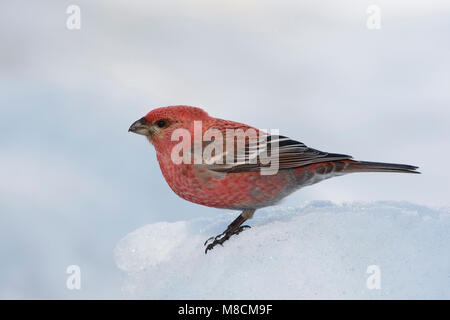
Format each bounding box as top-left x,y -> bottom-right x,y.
204,209 -> 255,254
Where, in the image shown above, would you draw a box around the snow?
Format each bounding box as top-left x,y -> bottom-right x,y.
114,201 -> 450,299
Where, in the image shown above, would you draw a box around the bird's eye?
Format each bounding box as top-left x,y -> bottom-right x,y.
156,120 -> 167,128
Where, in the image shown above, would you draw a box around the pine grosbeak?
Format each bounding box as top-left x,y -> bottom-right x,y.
129,105 -> 419,253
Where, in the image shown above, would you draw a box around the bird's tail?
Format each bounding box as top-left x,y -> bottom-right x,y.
343,160 -> 420,174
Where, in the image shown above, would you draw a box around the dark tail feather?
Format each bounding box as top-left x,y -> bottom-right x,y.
344,160 -> 420,174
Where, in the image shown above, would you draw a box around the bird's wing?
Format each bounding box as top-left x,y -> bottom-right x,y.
195,130 -> 353,174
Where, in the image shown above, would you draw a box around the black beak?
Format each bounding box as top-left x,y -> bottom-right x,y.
128,117 -> 150,135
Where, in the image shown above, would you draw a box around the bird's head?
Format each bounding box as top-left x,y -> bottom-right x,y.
129,105 -> 210,151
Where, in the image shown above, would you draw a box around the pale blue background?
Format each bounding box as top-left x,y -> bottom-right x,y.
0,0 -> 449,298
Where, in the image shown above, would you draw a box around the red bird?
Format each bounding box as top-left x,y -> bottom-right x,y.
129,105 -> 419,253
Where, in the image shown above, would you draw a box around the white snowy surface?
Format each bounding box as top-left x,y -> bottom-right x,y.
114,201 -> 450,299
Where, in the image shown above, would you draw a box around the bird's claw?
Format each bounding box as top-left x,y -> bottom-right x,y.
204,225 -> 251,254
204,233 -> 224,246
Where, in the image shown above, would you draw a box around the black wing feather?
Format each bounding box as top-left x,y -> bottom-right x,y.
204,134 -> 352,173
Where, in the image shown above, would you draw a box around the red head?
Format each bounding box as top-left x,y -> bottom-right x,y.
128,105 -> 210,151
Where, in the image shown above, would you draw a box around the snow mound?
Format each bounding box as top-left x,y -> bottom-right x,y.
114,201 -> 450,299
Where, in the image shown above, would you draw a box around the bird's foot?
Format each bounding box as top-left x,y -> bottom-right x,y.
204,225 -> 251,254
